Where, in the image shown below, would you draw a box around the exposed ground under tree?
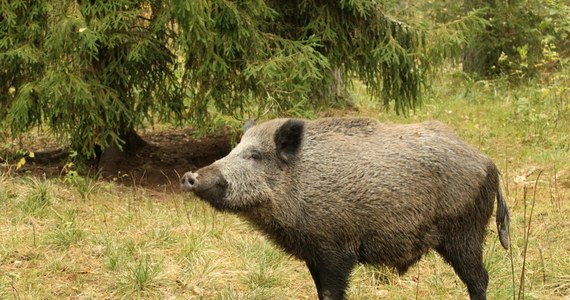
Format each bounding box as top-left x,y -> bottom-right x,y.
1,128 -> 232,192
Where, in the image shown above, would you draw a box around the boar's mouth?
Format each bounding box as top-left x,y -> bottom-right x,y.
193,177 -> 228,210
181,166 -> 231,212
192,180 -> 261,213
193,181 -> 229,211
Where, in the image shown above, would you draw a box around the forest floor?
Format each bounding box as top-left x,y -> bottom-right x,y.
2,128 -> 232,193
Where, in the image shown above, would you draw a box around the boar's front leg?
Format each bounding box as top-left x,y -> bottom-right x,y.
306,258 -> 355,300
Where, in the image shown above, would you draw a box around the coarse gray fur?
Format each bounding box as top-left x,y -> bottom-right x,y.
181,117 -> 510,300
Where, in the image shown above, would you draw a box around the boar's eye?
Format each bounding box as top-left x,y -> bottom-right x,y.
248,150 -> 262,161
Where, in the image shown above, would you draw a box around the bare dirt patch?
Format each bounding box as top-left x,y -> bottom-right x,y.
102,128 -> 232,191
2,128 -> 232,192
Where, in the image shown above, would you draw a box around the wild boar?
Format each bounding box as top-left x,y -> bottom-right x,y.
181,117 -> 510,300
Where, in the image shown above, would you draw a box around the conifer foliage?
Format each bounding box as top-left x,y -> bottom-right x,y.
1,0 -> 425,157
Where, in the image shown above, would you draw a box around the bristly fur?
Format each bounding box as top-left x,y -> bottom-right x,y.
183,117 -> 511,300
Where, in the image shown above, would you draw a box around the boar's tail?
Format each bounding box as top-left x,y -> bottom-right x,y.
496,184 -> 510,250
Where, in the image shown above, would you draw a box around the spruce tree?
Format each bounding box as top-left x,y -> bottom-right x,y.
0,0 -> 48,125
174,0 -> 426,124
2,0 -> 427,159
2,0 -> 180,158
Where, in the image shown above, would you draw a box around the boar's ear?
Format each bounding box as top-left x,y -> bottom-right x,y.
274,119 -> 304,162
243,119 -> 256,133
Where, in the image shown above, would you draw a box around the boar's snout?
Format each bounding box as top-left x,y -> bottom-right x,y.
180,166 -> 229,211
180,172 -> 198,191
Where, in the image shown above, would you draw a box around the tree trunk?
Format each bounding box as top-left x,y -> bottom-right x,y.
98,128 -> 147,169
326,67 -> 355,108
463,0 -> 500,78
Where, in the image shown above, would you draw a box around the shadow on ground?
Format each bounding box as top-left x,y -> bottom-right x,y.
3,128 -> 232,193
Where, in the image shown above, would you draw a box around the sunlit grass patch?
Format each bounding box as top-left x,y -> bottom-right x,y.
104,243 -> 124,272
17,177 -> 52,217
240,241 -> 286,291
111,254 -> 169,298
45,209 -> 86,249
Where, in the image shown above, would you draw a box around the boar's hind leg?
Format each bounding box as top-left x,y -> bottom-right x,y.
306,259 -> 355,300
436,236 -> 488,300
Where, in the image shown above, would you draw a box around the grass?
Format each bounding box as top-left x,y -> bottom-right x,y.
1,68 -> 569,299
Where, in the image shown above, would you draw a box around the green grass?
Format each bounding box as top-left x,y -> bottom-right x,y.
45,209 -> 86,249
1,68 -> 569,299
18,177 -> 52,217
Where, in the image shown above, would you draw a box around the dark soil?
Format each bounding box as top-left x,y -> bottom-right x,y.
3,128 -> 232,192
